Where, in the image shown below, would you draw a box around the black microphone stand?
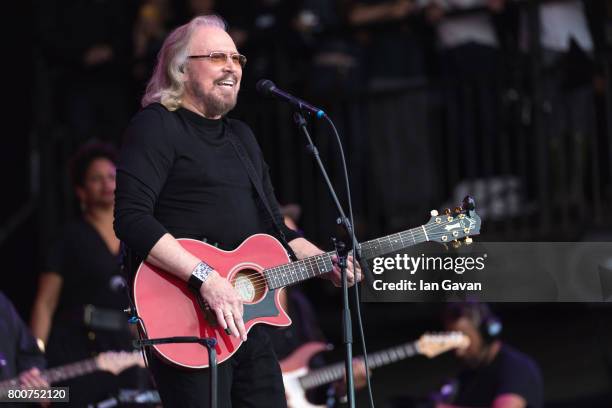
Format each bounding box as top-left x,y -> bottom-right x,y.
133,336 -> 218,408
293,111 -> 356,408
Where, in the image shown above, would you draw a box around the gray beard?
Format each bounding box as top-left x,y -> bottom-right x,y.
189,80 -> 237,117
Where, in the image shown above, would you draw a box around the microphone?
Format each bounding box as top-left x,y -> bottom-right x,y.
256,79 -> 326,118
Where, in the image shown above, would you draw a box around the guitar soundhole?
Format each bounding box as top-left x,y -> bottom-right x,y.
232,269 -> 266,303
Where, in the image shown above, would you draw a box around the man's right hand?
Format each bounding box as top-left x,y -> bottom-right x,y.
200,271 -> 247,341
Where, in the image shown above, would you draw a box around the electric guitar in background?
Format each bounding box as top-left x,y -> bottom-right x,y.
0,351 -> 145,398
133,196 -> 481,368
281,332 -> 470,408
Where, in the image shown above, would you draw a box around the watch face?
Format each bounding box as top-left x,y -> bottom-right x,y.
188,262 -> 212,290
195,263 -> 213,279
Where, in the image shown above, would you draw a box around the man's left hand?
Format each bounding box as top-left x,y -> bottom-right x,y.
328,254 -> 362,287
287,238 -> 363,287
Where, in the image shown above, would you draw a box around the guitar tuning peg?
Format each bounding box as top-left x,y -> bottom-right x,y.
444,208 -> 452,215
464,237 -> 473,245
454,206 -> 462,214
430,209 -> 439,217
451,240 -> 461,249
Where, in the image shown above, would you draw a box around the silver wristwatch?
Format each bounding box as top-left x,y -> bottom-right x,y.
188,261 -> 214,290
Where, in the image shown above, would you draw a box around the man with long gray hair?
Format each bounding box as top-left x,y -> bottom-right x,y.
114,15 -> 360,407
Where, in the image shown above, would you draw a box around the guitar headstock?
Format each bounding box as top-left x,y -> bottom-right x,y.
423,196 -> 481,247
96,351 -> 145,375
416,331 -> 470,358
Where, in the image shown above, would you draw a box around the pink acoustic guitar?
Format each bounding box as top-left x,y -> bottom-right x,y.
133,199 -> 481,368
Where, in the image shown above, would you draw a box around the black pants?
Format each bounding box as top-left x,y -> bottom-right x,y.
148,326 -> 287,408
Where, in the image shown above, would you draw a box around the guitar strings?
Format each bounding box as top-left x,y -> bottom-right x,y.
233,231 -> 467,295
229,216 -> 478,295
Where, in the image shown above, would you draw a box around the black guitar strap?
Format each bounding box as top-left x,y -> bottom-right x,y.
225,121 -> 298,262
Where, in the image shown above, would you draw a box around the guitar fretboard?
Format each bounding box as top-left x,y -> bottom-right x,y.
263,225 -> 431,290
298,341 -> 419,390
359,226 -> 429,259
264,252 -> 335,290
0,359 -> 98,395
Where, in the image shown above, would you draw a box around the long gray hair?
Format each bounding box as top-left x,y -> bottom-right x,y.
141,15 -> 227,110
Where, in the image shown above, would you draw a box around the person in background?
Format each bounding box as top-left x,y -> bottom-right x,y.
30,143 -> 144,406
38,0 -> 134,144
433,302 -> 543,408
495,0 -> 607,215
0,291 -> 48,391
347,0 -> 429,88
424,0 -> 504,180
132,0 -> 175,107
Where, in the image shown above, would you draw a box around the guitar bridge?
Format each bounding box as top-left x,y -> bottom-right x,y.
190,288 -> 231,335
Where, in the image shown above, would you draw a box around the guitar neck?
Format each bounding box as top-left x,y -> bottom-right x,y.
298,341 -> 419,390
0,358 -> 98,395
264,251 -> 334,290
264,225 -> 429,290
359,225 -> 429,259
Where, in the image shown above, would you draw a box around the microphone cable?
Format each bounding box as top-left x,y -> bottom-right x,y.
324,115 -> 376,408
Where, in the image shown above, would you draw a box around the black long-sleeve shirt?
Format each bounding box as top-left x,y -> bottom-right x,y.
114,103 -> 299,258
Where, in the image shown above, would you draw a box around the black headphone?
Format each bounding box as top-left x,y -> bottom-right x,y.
472,303 -> 503,343
445,301 -> 503,343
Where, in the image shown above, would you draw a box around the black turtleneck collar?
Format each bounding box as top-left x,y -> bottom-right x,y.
177,107 -> 225,140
